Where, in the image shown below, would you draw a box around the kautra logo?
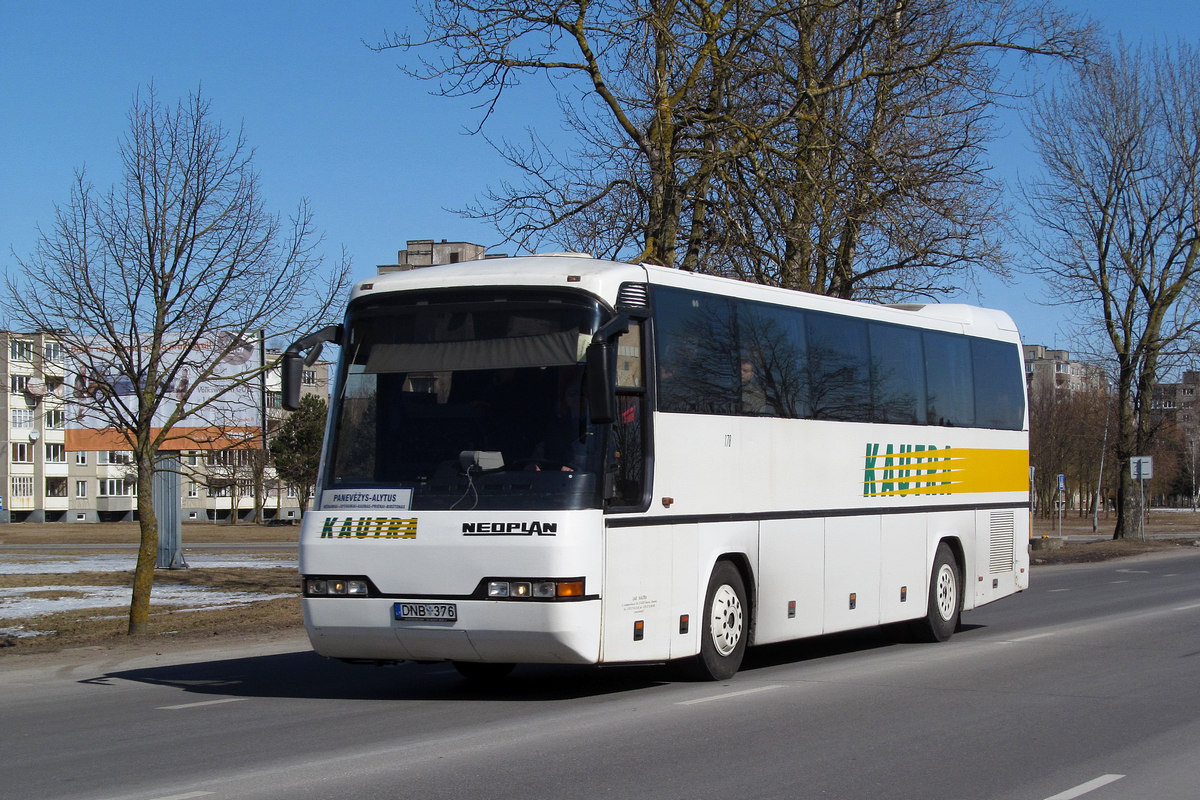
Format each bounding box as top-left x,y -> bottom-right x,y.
863,443 -> 953,497
319,517 -> 417,539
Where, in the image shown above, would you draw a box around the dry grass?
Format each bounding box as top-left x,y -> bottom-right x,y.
1,522 -> 302,655
1030,509 -> 1200,564
2,598 -> 302,654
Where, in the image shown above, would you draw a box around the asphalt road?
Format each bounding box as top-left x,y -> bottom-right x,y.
4,551 -> 1200,800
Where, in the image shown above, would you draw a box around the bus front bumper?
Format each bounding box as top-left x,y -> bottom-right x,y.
302,597 -> 602,665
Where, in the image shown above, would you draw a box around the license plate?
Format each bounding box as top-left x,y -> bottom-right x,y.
394,602 -> 457,621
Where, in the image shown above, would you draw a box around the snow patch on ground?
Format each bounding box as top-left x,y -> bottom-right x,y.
0,553 -> 298,640
0,584 -> 292,621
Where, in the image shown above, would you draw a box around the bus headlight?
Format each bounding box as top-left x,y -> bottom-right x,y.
486,579 -> 585,600
304,576 -> 371,597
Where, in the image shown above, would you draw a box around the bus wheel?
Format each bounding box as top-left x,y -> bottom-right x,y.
684,561 -> 748,681
912,543 -> 960,643
452,661 -> 515,682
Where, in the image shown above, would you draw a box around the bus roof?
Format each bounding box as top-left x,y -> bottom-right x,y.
350,254 -> 647,309
350,255 -> 1019,340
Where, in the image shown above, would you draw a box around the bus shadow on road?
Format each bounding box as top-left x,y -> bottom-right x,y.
95,650 -> 674,702
97,623 -> 987,701
740,622 -> 988,673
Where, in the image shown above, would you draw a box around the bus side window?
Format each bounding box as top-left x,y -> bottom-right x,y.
925,331 -> 975,427
610,393 -> 646,507
611,320 -> 646,508
655,289 -> 738,414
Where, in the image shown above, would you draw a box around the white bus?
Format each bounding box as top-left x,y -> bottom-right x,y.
282,254 -> 1029,681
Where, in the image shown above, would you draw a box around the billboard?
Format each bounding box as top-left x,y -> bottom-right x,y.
64,333 -> 265,449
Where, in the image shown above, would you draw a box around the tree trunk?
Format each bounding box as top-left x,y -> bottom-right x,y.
128,465 -> 159,635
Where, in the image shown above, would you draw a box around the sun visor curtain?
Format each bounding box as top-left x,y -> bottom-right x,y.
364,330 -> 586,373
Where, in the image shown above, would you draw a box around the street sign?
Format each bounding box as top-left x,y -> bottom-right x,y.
1131,456 -> 1154,481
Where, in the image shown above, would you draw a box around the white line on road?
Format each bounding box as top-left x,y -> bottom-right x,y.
677,684 -> 784,706
1043,774 -> 1125,800
158,697 -> 248,710
145,792 -> 215,800
1174,603 -> 1200,611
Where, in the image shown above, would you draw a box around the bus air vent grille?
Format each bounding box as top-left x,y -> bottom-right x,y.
616,282 -> 650,309
989,511 -> 1015,574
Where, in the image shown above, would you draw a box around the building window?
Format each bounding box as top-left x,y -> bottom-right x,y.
75,480 -> 88,499
45,477 -> 68,497
10,374 -> 30,394
9,340 -> 33,361
11,476 -> 34,498
99,450 -> 132,466
46,409 -> 66,429
187,482 -> 199,498
98,478 -> 137,497
10,408 -> 34,428
45,341 -> 67,364
302,370 -> 317,386
267,391 -> 283,409
286,485 -> 298,499
11,442 -> 32,463
184,452 -> 198,466
45,443 -> 66,463
75,451 -> 88,466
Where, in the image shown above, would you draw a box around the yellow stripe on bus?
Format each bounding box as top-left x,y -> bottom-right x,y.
863,447 -> 1028,497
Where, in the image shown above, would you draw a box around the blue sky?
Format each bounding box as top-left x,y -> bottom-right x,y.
2,1 -> 1196,349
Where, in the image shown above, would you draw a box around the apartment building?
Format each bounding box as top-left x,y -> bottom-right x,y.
2,331 -> 69,523
1023,344 -> 1109,398
1,331 -> 327,523
377,239 -> 489,273
1150,370 -> 1200,435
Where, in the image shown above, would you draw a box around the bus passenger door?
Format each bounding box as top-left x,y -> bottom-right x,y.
600,525 -> 683,664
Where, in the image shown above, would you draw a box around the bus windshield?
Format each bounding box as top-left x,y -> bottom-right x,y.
323,292 -> 607,510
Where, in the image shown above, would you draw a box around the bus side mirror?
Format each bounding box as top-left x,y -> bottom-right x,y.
281,324 -> 341,411
281,351 -> 303,411
586,340 -> 616,425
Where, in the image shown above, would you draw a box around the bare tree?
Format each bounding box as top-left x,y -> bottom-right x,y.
4,86 -> 349,633
1023,42 -> 1200,538
1028,380 -> 1112,519
382,0 -> 1090,297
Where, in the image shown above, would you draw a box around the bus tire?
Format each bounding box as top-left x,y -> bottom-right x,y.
912,542 -> 961,643
452,661 -> 515,682
682,561 -> 748,681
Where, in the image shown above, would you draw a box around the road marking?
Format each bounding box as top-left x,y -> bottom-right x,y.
158,697 -> 247,710
1043,773 -> 1125,800
145,793 -> 215,800
677,684 -> 783,706
1174,603 -> 1200,611
1011,631 -> 1059,642
1047,588 -> 1071,593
